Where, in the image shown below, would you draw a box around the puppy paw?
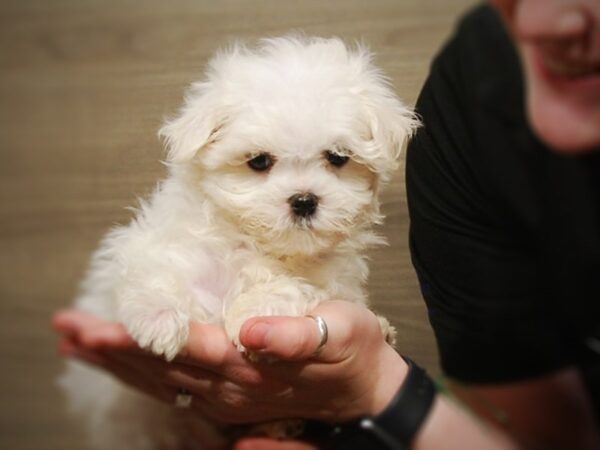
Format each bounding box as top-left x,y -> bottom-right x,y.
121,304 -> 189,360
224,314 -> 272,361
223,316 -> 248,354
377,315 -> 397,347
223,280 -> 326,357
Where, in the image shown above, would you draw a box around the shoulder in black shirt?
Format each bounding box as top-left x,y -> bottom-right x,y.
406,5 -> 600,410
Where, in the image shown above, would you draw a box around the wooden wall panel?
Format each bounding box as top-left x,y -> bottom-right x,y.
0,1 -> 476,448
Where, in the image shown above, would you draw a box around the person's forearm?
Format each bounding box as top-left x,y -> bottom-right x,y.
447,369 -> 600,450
363,349 -> 517,450
413,395 -> 517,450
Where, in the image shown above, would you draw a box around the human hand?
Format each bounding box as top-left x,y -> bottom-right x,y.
53,300 -> 407,424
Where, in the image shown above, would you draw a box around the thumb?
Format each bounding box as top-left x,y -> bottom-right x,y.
239,300 -> 364,362
240,315 -> 324,361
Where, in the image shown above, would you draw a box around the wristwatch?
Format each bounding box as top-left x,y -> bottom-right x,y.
305,357 -> 437,450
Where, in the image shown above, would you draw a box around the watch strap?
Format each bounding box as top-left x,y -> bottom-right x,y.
367,356 -> 437,447
309,356 -> 436,450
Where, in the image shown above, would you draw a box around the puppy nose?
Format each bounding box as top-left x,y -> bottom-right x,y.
288,193 -> 319,218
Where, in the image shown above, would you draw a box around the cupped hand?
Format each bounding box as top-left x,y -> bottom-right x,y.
52,301 -> 407,425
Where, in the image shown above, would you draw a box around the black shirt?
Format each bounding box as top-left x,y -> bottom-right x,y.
406,5 -> 600,412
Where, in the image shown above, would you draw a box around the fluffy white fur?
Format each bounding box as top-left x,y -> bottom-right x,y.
60,35 -> 419,449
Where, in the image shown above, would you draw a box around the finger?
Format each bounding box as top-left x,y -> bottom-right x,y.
52,309 -> 139,350
58,337 -> 80,356
115,357 -> 290,423
103,345 -> 260,404
235,438 -> 317,450
52,309 -> 111,332
75,340 -> 292,424
239,301 -> 364,362
106,364 -> 175,405
106,348 -> 219,391
53,311 -> 245,366
175,321 -> 247,370
104,320 -> 270,388
81,324 -> 138,350
102,336 -> 267,398
63,342 -> 177,405
240,316 -> 323,361
60,342 -> 113,369
52,309 -> 100,338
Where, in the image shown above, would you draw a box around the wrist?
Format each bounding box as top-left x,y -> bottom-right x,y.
326,356 -> 437,450
369,345 -> 409,415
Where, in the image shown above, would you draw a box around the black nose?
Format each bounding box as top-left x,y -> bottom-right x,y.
288,193 -> 319,218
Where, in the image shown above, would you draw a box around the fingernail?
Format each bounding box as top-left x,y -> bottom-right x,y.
247,322 -> 272,348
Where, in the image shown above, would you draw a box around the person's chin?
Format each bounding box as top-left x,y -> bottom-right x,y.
527,90 -> 600,154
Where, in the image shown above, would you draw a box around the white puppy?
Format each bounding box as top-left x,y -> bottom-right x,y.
60,35 -> 418,449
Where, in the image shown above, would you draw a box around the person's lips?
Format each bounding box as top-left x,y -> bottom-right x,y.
532,48 -> 600,92
542,55 -> 600,78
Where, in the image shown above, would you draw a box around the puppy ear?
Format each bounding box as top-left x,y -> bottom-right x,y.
351,43 -> 420,180
364,91 -> 420,179
159,81 -> 225,164
370,97 -> 420,161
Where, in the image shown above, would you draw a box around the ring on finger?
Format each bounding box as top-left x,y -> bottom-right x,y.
306,315 -> 328,356
175,387 -> 193,408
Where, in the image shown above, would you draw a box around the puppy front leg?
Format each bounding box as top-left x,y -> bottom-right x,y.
117,273 -> 193,361
223,278 -> 328,353
109,222 -> 215,361
376,315 -> 397,347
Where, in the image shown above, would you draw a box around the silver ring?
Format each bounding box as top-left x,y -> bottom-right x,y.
175,388 -> 192,408
307,315 -> 328,356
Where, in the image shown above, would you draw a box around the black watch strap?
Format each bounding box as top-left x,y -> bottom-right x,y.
364,357 -> 436,448
309,356 -> 436,450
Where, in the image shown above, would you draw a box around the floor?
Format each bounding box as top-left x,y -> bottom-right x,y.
0,0 -> 475,448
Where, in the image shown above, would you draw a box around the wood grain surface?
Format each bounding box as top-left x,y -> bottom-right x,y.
0,1 -> 476,448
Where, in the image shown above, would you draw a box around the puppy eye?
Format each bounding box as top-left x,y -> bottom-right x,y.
247,153 -> 274,172
324,150 -> 349,168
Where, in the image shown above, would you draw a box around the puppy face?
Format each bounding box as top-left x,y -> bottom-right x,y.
160,36 -> 419,256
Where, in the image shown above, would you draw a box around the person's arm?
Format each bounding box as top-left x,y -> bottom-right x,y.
234,389 -> 517,450
445,370 -> 600,450
413,392 -> 515,450
53,303 -> 518,450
